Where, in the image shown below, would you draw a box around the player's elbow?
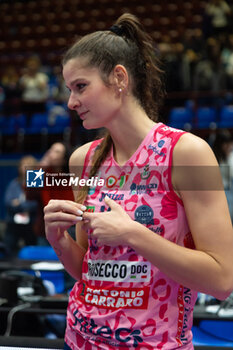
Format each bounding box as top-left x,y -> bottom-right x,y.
214,288 -> 233,301
213,273 -> 233,301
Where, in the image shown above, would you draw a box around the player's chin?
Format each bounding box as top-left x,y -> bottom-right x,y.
82,120 -> 102,130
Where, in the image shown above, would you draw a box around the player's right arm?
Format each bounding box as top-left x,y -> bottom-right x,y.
44,142 -> 92,280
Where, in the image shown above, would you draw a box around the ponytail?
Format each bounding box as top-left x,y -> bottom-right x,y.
114,13 -> 165,120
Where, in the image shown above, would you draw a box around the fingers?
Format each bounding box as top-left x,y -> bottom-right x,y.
44,199 -> 87,242
82,212 -> 92,221
44,199 -> 87,227
46,211 -> 83,225
44,199 -> 86,216
104,195 -> 121,209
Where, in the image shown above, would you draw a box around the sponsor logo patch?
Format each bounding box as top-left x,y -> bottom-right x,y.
78,283 -> 150,310
135,205 -> 154,224
85,259 -> 151,283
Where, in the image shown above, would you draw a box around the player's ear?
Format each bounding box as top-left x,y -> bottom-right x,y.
112,64 -> 128,92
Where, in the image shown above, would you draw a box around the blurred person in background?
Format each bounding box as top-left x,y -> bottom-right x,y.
20,55 -> 49,126
205,0 -> 231,38
0,65 -> 22,117
159,41 -> 190,92
4,155 -> 38,257
221,34 -> 233,89
40,142 -> 73,207
26,142 -> 74,246
181,29 -> 206,90
193,36 -> 227,107
40,142 -> 70,173
39,142 -> 76,289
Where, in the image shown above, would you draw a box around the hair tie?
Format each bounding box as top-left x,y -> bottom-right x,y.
109,25 -> 124,37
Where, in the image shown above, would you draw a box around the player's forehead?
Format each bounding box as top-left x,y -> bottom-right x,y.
63,58 -> 100,86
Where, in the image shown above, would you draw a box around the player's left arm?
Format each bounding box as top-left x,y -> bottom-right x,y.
171,133 -> 233,297
125,133 -> 233,300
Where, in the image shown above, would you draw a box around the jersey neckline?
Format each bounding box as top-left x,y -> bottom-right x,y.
110,122 -> 163,168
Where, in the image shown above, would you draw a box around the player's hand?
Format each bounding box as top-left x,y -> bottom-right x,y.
82,196 -> 134,246
44,199 -> 86,242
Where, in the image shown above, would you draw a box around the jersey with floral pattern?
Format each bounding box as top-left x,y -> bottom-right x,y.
65,123 -> 197,349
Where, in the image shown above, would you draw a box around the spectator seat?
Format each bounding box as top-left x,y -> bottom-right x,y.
196,106 -> 217,129
192,320 -> 233,347
219,105 -> 233,128
168,106 -> 193,130
18,245 -> 65,294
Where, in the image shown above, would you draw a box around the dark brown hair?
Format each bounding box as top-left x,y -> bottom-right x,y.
62,13 -> 165,203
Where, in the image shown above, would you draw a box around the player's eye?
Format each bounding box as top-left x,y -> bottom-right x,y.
76,83 -> 86,91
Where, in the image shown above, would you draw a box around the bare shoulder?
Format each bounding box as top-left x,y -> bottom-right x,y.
173,132 -> 218,167
69,141 -> 93,177
172,132 -> 223,194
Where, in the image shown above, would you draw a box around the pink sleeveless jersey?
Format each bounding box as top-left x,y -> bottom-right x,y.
65,123 -> 197,349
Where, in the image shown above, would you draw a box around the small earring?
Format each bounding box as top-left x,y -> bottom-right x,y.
119,88 -> 122,93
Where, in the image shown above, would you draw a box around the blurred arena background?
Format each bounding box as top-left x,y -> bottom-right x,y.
0,0 -> 233,232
